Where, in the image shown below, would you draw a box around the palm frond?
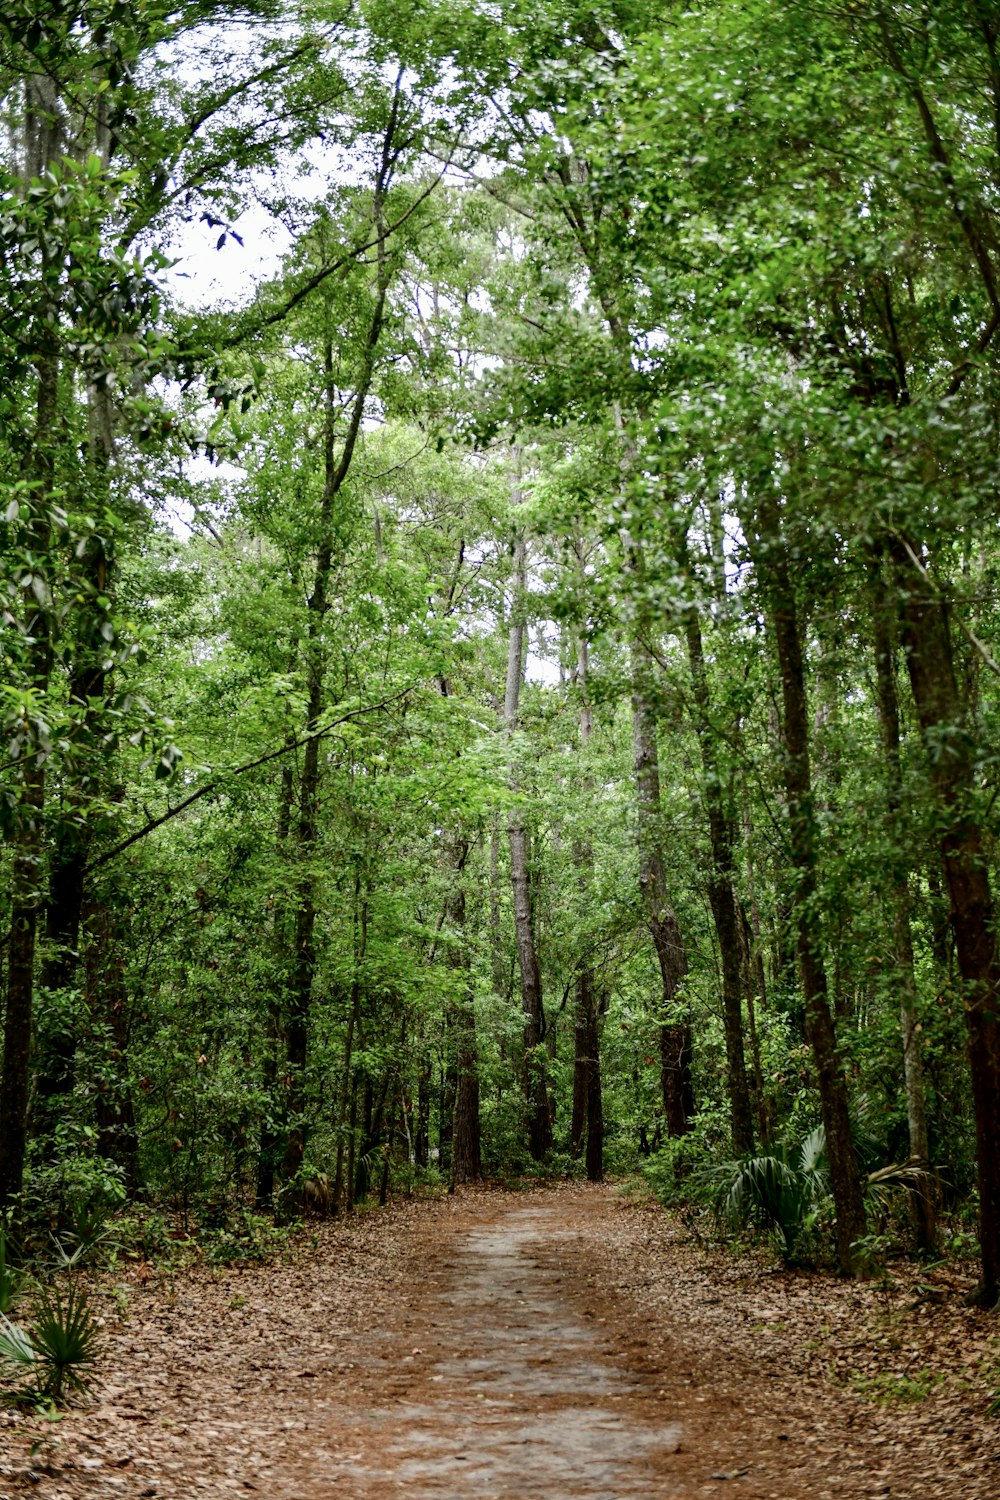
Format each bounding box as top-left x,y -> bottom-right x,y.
0,1313 -> 35,1371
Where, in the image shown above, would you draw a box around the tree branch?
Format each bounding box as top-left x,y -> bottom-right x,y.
87,685 -> 415,869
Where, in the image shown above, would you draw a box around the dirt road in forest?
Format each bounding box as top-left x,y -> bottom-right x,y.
310,1202 -> 682,1498
2,1185 -> 999,1499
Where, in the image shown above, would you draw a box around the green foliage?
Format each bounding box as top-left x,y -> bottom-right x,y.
49,1200 -> 115,1271
204,1212 -> 299,1266
0,0 -> 996,1302
0,1313 -> 35,1380
703,1127 -> 829,1261
0,1284 -> 101,1404
29,1284 -> 102,1402
849,1369 -> 943,1406
0,1231 -> 24,1315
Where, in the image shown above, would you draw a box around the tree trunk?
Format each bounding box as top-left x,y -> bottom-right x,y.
332,888 -> 363,1216
35,381 -> 117,1125
0,764 -> 46,1210
0,345 -> 58,1211
415,1052 -> 430,1169
279,336 -> 336,1192
891,536 -> 1000,1303
751,498 -> 867,1274
570,632 -> 602,1179
504,527 -> 552,1160
737,895 -> 773,1146
256,757 -> 296,1210
448,843 -> 481,1185
81,894 -> 141,1194
684,607 -> 755,1154
632,654 -> 694,1137
571,969 -> 604,1180
868,543 -> 937,1251
488,815 -> 508,1000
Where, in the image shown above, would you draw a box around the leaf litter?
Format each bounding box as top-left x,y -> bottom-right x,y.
0,1183 -> 996,1498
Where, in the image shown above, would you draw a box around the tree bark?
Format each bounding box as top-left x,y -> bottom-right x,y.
737,895 -> 773,1147
684,607 -> 755,1154
256,757 -> 295,1210
332,884 -> 363,1216
570,633 -> 603,1180
751,497 -> 867,1274
488,814 -> 508,1000
868,543 -> 937,1251
504,526 -> 552,1160
632,653 -> 694,1137
0,344 -> 58,1210
448,842 -> 481,1185
891,536 -> 1000,1303
81,894 -> 141,1194
35,379 -> 117,1124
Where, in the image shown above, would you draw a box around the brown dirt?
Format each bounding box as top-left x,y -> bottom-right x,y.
1,1184 -> 999,1498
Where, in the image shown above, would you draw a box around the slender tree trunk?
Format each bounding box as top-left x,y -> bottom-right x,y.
280,336 -> 337,1191
737,896 -> 772,1146
0,347 -> 58,1210
0,762 -> 46,1210
488,815 -> 508,1000
868,544 -> 937,1251
739,778 -> 773,1142
345,1076 -> 358,1214
632,654 -> 694,1137
356,1067 -> 391,1204
332,1002 -> 355,1212
332,883 -> 363,1216
1,82 -> 64,1205
35,379 -> 117,1125
751,498 -> 866,1273
741,781 -> 769,1014
890,536 -> 1000,1303
570,632 -> 603,1179
415,1047 -> 430,1169
256,758 -> 295,1209
504,526 -> 552,1160
81,894 -> 141,1194
448,842 -> 481,1185
684,607 -> 755,1153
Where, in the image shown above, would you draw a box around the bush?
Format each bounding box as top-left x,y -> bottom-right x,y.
699,1125 -> 828,1261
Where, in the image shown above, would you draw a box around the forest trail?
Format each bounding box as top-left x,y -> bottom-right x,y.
2,1185 -> 999,1500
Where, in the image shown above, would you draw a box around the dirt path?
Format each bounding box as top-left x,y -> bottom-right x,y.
2,1185 -> 999,1499
318,1202 -> 682,1498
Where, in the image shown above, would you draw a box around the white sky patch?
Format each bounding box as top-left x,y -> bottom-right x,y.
164,197 -> 295,308
525,652 -> 561,686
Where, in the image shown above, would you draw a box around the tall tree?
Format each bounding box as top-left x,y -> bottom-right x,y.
503,509 -> 552,1160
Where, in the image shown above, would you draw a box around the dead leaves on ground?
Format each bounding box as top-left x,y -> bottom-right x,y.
0,1185 -> 997,1500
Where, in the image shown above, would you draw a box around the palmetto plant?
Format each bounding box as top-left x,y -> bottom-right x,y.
705,1126 -> 828,1260
50,1207 -> 113,1270
0,1283 -> 100,1402
31,1284 -> 101,1400
0,1312 -> 35,1377
706,1127 -> 937,1262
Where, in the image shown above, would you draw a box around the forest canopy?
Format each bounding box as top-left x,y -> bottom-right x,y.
3,0 -> 1000,1305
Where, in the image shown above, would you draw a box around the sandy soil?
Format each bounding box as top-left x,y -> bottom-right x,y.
1,1184 -> 998,1499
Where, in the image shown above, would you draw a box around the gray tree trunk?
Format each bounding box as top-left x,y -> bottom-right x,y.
504,528 -> 552,1160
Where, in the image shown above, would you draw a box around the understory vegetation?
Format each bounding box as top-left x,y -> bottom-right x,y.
4,0 -> 1000,1372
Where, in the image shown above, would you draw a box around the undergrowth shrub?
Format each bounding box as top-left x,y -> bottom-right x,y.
0,1282 -> 101,1405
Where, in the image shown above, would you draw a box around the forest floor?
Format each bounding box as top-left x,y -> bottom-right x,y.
1,1182 -> 999,1499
